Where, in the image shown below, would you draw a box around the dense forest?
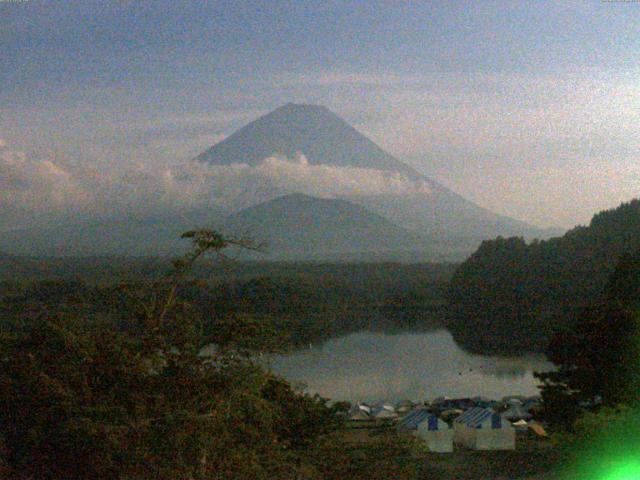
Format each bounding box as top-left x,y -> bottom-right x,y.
2,214 -> 639,478
0,231 -> 425,479
0,254 -> 456,288
0,258 -> 454,351
447,199 -> 640,354
536,249 -> 640,428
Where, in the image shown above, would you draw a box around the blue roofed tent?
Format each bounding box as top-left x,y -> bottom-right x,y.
416,414 -> 454,453
454,407 -> 515,450
397,408 -> 453,452
397,408 -> 431,433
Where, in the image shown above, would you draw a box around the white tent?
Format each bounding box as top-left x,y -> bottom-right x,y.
395,399 -> 417,414
454,407 -> 515,451
503,405 -> 533,422
348,404 -> 371,421
416,415 -> 454,453
502,395 -> 527,406
397,409 -> 453,453
512,419 -> 529,432
371,404 -> 398,419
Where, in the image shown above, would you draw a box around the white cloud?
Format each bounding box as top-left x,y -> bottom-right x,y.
5,67 -> 638,230
279,68 -> 640,227
0,146 -> 90,229
169,154 -> 432,211
0,148 -> 433,231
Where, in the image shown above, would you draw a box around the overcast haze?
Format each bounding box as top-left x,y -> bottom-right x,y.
1,0 -> 639,229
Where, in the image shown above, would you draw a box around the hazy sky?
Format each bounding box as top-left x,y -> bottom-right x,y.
1,0 -> 639,228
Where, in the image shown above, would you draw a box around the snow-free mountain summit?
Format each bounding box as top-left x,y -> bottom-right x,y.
0,103 -> 553,259
196,103 -> 549,253
196,102 -> 419,177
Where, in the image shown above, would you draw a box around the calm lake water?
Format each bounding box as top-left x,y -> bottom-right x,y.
264,330 -> 553,403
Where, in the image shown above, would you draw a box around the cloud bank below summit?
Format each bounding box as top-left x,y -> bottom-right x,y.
0,144 -> 433,231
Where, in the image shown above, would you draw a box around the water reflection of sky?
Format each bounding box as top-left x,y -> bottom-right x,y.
264,330 -> 553,403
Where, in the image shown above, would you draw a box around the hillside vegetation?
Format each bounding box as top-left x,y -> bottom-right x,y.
447,199 -> 640,354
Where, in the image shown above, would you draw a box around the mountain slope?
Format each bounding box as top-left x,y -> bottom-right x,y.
222,193 -> 432,260
0,207 -> 225,257
2,103 -> 550,259
195,103 -> 419,178
447,199 -> 640,354
196,103 -> 549,245
345,192 -> 540,243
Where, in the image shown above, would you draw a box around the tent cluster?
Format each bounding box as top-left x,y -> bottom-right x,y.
390,395 -> 547,452
347,395 -> 540,423
347,401 -> 410,421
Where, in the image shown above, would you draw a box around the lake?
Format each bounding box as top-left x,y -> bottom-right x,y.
264,330 -> 553,403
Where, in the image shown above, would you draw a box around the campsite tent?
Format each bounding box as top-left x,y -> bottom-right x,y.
395,400 -> 417,414
454,407 -> 515,450
512,419 -> 529,432
348,404 -> 371,421
371,404 -> 398,419
435,398 -> 475,412
502,395 -> 527,406
416,415 -> 454,452
503,405 -> 533,422
397,409 -> 453,453
431,396 -> 451,407
440,408 -> 464,422
471,396 -> 494,408
397,408 -> 429,434
527,421 -> 548,437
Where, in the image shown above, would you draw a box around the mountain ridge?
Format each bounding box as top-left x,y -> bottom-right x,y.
0,103 -> 556,259
196,102 -> 549,242
221,192 -> 438,261
195,103 -> 421,178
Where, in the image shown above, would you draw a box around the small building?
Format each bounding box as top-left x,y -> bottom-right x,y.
397,408 -> 453,453
454,407 -> 515,451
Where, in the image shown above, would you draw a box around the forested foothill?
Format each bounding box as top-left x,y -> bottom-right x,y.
534,248 -> 640,416
2,200 -> 640,478
447,199 -> 640,354
444,200 -> 640,477
0,258 -> 454,351
0,231 -> 425,479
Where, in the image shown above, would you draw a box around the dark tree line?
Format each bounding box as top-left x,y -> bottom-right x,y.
536,250 -> 640,429
0,231 -> 420,479
1,263 -> 449,352
447,199 -> 640,354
